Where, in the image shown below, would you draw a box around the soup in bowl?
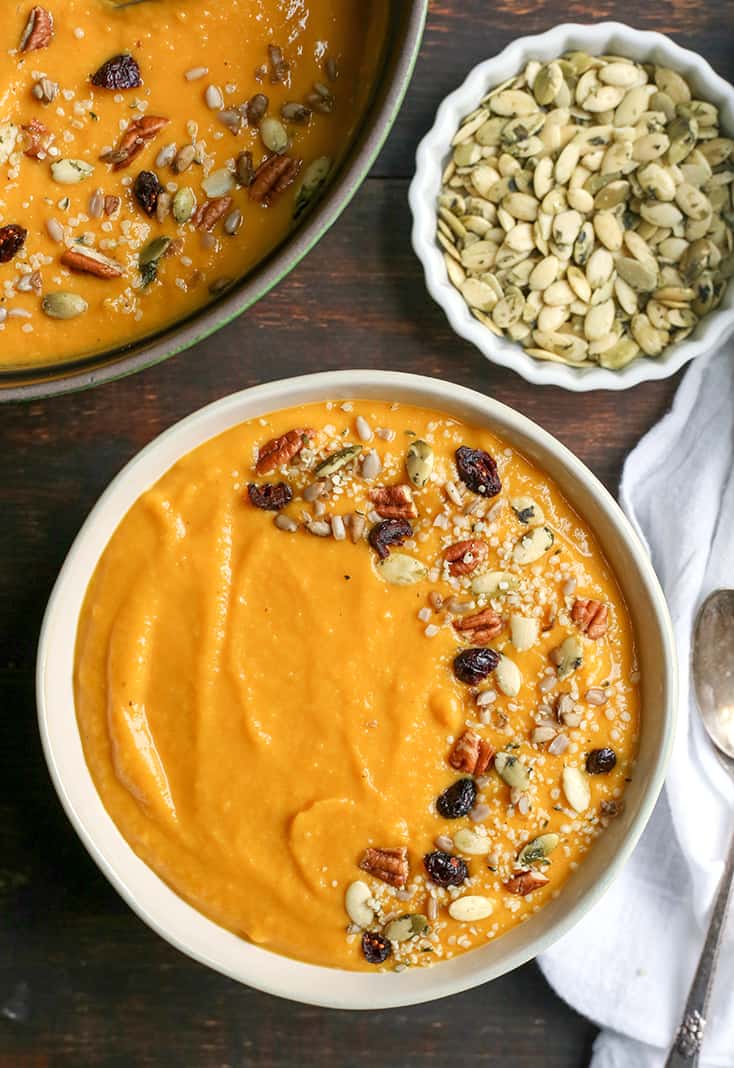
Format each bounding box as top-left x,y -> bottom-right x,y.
38,371 -> 675,1006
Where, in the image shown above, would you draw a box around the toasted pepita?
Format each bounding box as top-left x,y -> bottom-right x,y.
51,158 -> 94,184
554,635 -> 583,679
495,655 -> 522,697
454,828 -> 493,856
517,833 -> 560,867
377,553 -> 427,586
448,895 -> 494,922
41,291 -> 88,319
405,439 -> 434,488
562,766 -> 591,813
345,881 -> 374,928
495,751 -> 531,791
510,614 -> 540,652
513,524 -> 554,564
314,444 -> 362,476
471,570 -> 519,597
384,913 -> 429,942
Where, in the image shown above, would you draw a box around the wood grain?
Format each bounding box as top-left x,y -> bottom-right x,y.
1,0 -> 733,1063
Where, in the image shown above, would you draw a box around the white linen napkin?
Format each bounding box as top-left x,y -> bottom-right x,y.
538,342 -> 734,1068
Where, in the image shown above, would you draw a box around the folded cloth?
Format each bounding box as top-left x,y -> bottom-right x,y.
539,343 -> 734,1067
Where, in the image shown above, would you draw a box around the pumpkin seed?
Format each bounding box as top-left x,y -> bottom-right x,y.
51,158 -> 94,184
471,570 -> 518,597
41,291 -> 88,319
534,62 -> 564,106
510,614 -> 539,652
202,168 -> 235,198
259,116 -> 289,154
554,635 -> 583,679
615,256 -> 658,292
139,236 -> 171,267
562,766 -> 591,813
517,833 -> 560,867
513,524 -> 554,564
384,913 -> 429,942
314,444 -> 362,477
406,439 -> 434,488
377,553 -> 428,586
495,655 -> 522,697
495,752 -> 530,790
454,828 -> 493,856
345,881 -> 374,928
172,186 -> 197,223
448,895 -> 494,922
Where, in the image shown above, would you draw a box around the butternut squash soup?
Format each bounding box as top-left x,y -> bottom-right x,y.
0,1 -> 388,368
74,400 -> 640,971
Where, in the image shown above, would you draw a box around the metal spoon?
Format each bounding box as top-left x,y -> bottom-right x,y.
665,588 -> 734,1067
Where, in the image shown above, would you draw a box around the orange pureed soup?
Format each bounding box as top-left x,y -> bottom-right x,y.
74,400 -> 640,971
0,1 -> 388,368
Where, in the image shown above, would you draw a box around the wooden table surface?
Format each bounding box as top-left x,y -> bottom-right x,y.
2,2 -> 732,1065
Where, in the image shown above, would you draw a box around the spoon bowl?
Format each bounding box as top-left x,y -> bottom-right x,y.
693,589 -> 734,761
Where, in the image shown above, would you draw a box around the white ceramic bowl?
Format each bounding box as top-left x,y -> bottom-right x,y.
410,22 -> 734,391
37,370 -> 676,1008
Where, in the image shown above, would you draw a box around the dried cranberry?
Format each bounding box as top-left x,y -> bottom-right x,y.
368,517 -> 413,560
91,53 -> 142,90
0,224 -> 27,264
586,747 -> 617,774
361,931 -> 391,964
436,778 -> 477,819
423,850 -> 468,888
133,170 -> 163,216
453,647 -> 500,685
455,446 -> 502,497
247,482 -> 293,511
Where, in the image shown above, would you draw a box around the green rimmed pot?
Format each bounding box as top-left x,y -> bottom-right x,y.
1,1 -> 428,402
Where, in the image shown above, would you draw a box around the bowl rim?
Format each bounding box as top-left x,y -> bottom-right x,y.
409,20 -> 734,392
36,369 -> 677,1008
1,1 -> 428,404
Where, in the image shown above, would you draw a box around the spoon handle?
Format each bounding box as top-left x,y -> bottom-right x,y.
664,827 -> 734,1067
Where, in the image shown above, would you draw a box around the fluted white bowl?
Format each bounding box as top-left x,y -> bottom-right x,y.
410,22 -> 734,390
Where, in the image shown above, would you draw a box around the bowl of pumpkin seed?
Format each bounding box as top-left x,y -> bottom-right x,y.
410,22 -> 734,390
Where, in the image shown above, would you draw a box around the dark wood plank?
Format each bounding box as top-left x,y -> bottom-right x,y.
375,0 -> 734,177
1,0 -> 731,1063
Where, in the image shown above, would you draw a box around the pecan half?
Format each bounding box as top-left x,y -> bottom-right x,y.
192,195 -> 233,231
60,246 -> 122,279
19,6 -> 54,52
449,728 -> 495,775
368,484 -> 417,520
255,428 -> 314,475
100,115 -> 169,171
571,598 -> 609,639
358,846 -> 409,889
453,607 -> 503,644
0,225 -> 28,264
504,870 -> 549,896
444,538 -> 488,576
249,153 -> 302,204
21,119 -> 51,159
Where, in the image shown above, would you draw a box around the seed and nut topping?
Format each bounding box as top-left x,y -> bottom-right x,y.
449,729 -> 495,775
359,846 -> 409,888
239,403 -> 639,970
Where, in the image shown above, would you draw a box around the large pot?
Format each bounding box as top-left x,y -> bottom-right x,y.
1,2 -> 427,402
